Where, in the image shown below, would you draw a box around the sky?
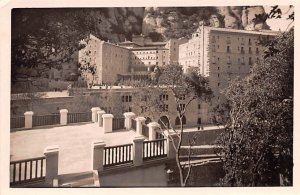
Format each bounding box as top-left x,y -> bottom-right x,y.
264,5 -> 294,31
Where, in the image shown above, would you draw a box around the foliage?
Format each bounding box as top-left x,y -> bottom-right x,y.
133,64 -> 212,186
11,8 -> 143,91
215,29 -> 293,186
148,32 -> 164,42
11,9 -> 94,82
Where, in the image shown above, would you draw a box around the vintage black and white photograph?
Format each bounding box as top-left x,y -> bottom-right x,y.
1,2 -> 295,190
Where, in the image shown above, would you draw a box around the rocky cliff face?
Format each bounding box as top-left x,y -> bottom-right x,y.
90,7 -> 144,43
141,6 -> 270,40
82,6 -> 270,42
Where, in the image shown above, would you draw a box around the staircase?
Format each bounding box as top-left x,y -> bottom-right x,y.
58,170 -> 100,187
179,145 -> 222,164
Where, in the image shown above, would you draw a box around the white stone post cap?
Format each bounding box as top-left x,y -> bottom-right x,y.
102,114 -> 114,118
91,107 -> 101,112
97,110 -> 106,114
92,141 -> 106,148
147,122 -> 160,127
133,136 -> 145,142
135,117 -> 146,122
24,111 -> 34,115
123,112 -> 136,117
44,146 -> 59,155
59,109 -> 68,113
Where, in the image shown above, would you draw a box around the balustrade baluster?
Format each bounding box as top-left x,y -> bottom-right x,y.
18,162 -> 22,182
12,163 -> 16,183
24,161 -> 27,180
29,161 -> 32,179
129,145 -> 131,161
40,159 -> 43,177
35,160 -> 38,178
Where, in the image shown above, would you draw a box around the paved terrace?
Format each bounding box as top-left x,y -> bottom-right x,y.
10,123 -> 222,175
10,123 -> 138,175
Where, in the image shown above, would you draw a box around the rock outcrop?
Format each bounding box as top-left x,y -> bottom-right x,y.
68,6 -> 270,43
141,6 -> 270,40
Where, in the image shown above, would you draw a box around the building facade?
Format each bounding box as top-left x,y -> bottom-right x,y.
179,26 -> 277,105
79,34 -> 183,85
79,35 -> 130,85
129,47 -> 169,70
78,87 -> 210,127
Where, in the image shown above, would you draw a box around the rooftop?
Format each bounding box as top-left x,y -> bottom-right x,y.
130,47 -> 168,51
144,42 -> 167,46
206,26 -> 279,36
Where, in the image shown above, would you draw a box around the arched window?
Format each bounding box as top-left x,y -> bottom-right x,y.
175,116 -> 186,126
175,117 -> 180,126
182,115 -> 186,125
145,117 -> 152,125
158,116 -> 170,129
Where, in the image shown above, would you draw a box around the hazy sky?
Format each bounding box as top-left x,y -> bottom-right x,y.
264,5 -> 294,31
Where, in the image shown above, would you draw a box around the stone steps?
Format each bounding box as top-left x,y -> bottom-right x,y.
58,171 -> 98,187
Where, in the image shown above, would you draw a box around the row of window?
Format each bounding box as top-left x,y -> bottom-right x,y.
212,36 -> 256,45
131,56 -> 166,60
160,104 -> 169,112
177,104 -> 185,112
212,56 -> 259,65
160,94 -> 169,101
122,95 -> 132,102
212,45 -> 260,54
102,106 -> 132,113
122,94 -> 170,103
133,50 -> 166,55
131,62 -> 166,65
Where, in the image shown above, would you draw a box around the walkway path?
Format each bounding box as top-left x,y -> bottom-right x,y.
10,123 -> 138,174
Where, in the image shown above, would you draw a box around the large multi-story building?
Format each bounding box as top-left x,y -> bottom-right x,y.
179,25 -> 278,104
79,34 -> 130,85
78,26 -> 278,124
79,34 -> 184,85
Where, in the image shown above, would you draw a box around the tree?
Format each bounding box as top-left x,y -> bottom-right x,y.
133,64 -> 212,186
12,9 -> 92,80
215,28 -> 293,186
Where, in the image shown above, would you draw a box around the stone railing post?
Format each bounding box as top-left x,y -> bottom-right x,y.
102,114 -> 113,133
135,117 -> 146,135
123,112 -> 136,130
97,110 -> 106,127
166,132 -> 178,160
91,107 -> 101,122
44,146 -> 59,186
133,136 -> 145,166
24,111 -> 34,129
147,122 -> 160,141
91,141 -> 106,171
59,109 -> 68,126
